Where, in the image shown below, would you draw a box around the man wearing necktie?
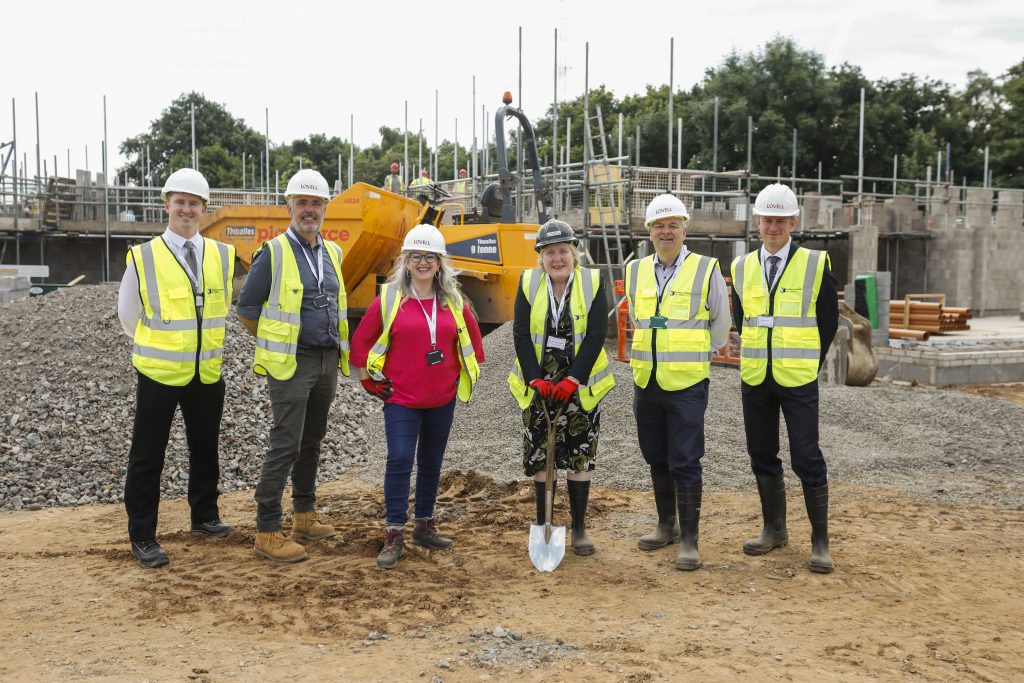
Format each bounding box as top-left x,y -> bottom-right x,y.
117,168 -> 236,568
730,183 -> 839,573
237,169 -> 350,563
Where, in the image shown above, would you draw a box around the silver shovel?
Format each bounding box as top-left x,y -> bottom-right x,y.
528,401 -> 566,572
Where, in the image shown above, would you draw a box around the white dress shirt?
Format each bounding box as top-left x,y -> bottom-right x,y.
759,239 -> 792,291
117,228 -> 204,337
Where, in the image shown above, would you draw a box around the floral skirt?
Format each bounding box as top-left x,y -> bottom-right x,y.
522,396 -> 601,476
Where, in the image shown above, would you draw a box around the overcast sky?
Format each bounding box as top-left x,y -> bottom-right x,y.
2,0 -> 1021,178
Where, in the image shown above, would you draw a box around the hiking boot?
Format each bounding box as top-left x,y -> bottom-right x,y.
567,479 -> 595,556
376,528 -> 406,569
638,466 -> 679,550
131,539 -> 169,569
410,518 -> 453,550
675,483 -> 702,571
254,531 -> 308,563
743,474 -> 789,555
291,511 -> 336,541
803,483 -> 834,574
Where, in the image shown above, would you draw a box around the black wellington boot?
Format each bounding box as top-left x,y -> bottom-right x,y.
567,480 -> 595,556
675,483 -> 702,571
637,465 -> 680,550
802,483 -> 834,574
533,479 -> 557,526
743,474 -> 789,555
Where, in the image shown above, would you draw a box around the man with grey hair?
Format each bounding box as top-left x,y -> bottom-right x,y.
237,169 -> 350,563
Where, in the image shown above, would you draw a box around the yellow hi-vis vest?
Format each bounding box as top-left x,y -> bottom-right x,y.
253,233 -> 351,380
507,267 -> 617,411
365,283 -> 480,403
625,252 -> 717,391
383,174 -> 405,193
731,247 -> 828,387
128,236 -> 235,387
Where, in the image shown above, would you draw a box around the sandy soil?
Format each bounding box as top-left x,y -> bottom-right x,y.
955,382 -> 1024,408
2,472 -> 1022,683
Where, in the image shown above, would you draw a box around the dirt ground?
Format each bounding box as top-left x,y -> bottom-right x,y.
2,472 -> 1022,683
955,382 -> 1024,408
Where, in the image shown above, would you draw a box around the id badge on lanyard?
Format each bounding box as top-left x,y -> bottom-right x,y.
415,295 -> 445,366
288,230 -> 329,306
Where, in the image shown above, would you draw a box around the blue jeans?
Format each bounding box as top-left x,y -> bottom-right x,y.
382,399 -> 456,526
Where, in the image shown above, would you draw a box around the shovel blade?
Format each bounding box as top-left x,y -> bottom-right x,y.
528,524 -> 566,572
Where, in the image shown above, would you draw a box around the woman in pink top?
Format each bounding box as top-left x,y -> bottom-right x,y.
351,225 -> 485,569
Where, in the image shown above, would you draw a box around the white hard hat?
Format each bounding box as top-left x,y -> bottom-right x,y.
162,168 -> 210,203
402,224 -> 446,255
753,183 -> 800,217
285,169 -> 331,200
644,193 -> 690,228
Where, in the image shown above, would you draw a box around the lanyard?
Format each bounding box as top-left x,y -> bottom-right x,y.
286,230 -> 324,293
414,294 -> 438,348
654,252 -> 685,306
547,270 -> 575,329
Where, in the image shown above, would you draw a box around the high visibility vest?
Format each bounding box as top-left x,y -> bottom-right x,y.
128,236 -> 235,387
409,177 -> 432,192
625,252 -> 716,390
731,247 -> 828,387
507,267 -> 616,411
253,233 -> 351,380
384,174 -> 404,193
454,180 -> 469,195
365,283 -> 480,403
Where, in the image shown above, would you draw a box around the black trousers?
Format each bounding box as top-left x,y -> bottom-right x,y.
633,378 -> 709,485
741,372 -> 828,487
124,371 -> 226,542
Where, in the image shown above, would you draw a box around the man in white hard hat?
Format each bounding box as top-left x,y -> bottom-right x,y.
117,168 -> 237,568
237,168 -> 351,563
730,182 -> 838,573
625,193 -> 731,571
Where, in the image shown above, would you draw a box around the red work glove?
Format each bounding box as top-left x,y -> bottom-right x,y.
360,377 -> 394,400
551,378 -> 579,404
529,378 -> 555,399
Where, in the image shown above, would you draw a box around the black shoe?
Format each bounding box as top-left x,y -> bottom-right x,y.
191,519 -> 235,538
131,540 -> 169,568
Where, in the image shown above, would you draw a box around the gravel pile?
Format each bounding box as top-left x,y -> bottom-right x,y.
363,321 -> 1024,507
0,285 -> 377,511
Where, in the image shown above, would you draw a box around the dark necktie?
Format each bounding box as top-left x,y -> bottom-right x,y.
184,241 -> 199,284
767,255 -> 780,289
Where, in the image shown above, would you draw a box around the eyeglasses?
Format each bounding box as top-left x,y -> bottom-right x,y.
408,253 -> 439,263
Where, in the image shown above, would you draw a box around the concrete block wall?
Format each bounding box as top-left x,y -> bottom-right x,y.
996,189 -> 1023,229
847,223 -> 879,281
0,275 -> 31,304
971,223 -> 1024,316
964,188 -> 994,227
925,224 -> 975,307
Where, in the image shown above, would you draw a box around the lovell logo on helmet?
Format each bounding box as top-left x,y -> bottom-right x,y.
411,239 -> 430,246
767,203 -> 785,209
656,207 -> 673,215
300,184 -> 318,191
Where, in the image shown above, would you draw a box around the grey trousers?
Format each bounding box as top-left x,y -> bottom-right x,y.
254,347 -> 339,532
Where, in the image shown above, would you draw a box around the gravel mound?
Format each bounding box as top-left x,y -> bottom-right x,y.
3,288 -> 1023,511
363,322 -> 1024,507
0,285 -> 376,511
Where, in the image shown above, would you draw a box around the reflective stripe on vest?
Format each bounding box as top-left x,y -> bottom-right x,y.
253,234 -> 350,380
507,267 -> 616,411
130,236 -> 234,386
366,283 -> 480,403
624,253 -> 715,390
731,247 -> 826,387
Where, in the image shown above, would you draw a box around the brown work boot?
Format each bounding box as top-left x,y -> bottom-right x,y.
376,528 -> 406,569
410,518 -> 454,550
292,511 -> 336,541
254,531 -> 308,563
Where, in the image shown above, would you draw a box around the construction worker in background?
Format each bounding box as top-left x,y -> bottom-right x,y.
409,169 -> 434,202
625,194 -> 731,571
731,183 -> 839,573
454,168 -> 469,196
383,162 -> 404,194
117,168 -> 236,568
350,224 -> 485,569
236,169 -> 350,563
509,220 -> 615,556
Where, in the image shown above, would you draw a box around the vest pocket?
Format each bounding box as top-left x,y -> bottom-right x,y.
775,289 -> 802,317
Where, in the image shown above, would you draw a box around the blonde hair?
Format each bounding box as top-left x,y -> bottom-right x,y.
386,251 -> 464,308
